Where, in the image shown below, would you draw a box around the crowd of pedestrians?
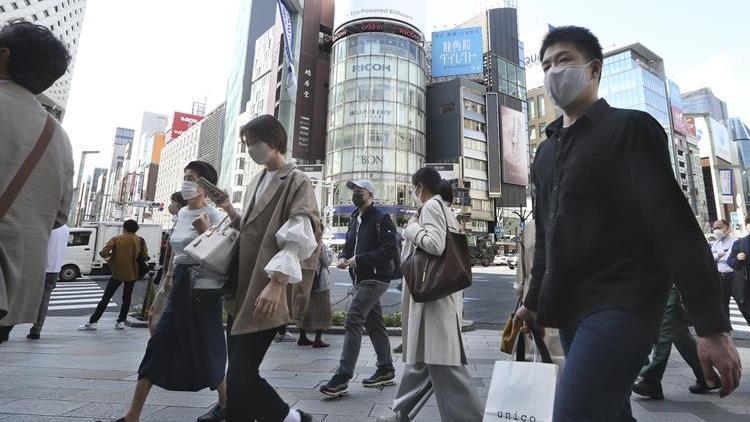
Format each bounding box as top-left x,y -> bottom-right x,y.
0,19 -> 746,422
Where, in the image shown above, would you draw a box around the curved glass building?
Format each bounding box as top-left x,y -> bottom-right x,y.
324,21 -> 427,234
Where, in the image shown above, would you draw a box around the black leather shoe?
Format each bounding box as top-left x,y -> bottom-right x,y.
196,403 -> 225,422
299,410 -> 313,422
632,377 -> 664,399
689,380 -> 721,394
27,332 -> 40,340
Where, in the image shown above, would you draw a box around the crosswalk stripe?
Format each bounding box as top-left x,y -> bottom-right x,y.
48,303 -> 116,311
51,289 -> 102,295
50,298 -> 106,304
50,293 -> 103,300
53,287 -> 102,292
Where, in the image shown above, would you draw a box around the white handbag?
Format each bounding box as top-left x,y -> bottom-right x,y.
184,214 -> 239,276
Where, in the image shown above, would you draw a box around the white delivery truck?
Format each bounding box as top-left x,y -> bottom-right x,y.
60,222 -> 163,281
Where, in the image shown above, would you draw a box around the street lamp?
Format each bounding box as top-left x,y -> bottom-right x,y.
69,150 -> 100,227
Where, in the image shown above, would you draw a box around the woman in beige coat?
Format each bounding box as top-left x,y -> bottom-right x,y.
217,115 -> 319,422
379,167 -> 483,422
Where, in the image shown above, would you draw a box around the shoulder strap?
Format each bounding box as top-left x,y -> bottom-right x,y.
0,115 -> 56,219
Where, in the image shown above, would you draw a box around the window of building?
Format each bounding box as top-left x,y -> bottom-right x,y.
529,126 -> 537,140
232,191 -> 243,204
539,123 -> 546,136
528,98 -> 536,120
235,174 -> 244,186
236,158 -> 245,170
464,118 -> 485,133
24,0 -> 31,6
538,95 -> 546,116
464,157 -> 488,172
68,232 -> 91,247
463,99 -> 485,115
496,57 -> 526,101
464,138 -> 487,153
44,10 -> 49,17
471,221 -> 488,232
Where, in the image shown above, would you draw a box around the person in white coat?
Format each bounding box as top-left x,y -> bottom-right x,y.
27,224 -> 70,339
379,167 -> 483,422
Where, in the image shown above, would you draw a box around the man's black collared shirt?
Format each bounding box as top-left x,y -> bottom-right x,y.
524,99 -> 730,336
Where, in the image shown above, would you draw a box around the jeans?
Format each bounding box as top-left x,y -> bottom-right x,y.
89,278 -> 135,324
640,288 -> 705,385
30,273 -> 59,335
226,326 -> 290,422
554,309 -> 653,422
720,273 -> 750,324
338,279 -> 393,378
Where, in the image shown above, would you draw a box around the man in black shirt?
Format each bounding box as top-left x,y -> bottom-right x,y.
513,26 -> 742,421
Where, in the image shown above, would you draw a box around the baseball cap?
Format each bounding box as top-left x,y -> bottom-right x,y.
346,179 -> 375,195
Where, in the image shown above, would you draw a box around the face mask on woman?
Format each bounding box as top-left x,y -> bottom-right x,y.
181,181 -> 200,200
248,141 -> 274,165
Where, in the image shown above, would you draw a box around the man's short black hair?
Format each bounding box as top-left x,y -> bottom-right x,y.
123,219 -> 139,233
540,26 -> 603,64
0,19 -> 70,94
184,161 -> 218,185
240,114 -> 288,155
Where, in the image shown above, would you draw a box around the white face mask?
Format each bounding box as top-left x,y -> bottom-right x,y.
412,186 -> 423,207
181,181 -> 200,200
248,142 -> 274,165
544,61 -> 594,108
713,229 -> 725,238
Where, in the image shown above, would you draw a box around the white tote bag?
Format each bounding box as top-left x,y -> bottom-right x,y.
483,332 -> 558,422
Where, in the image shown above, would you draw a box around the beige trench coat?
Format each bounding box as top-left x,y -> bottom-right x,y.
400,195 -> 468,366
227,163 -> 320,336
0,81 -> 74,325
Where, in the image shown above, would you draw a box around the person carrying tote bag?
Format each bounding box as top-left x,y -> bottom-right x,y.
378,167 -> 483,422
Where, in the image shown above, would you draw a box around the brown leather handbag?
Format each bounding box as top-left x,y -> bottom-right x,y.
401,200 -> 472,302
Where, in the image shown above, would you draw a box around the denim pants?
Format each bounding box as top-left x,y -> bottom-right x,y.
337,279 -> 393,378
554,309 -> 654,422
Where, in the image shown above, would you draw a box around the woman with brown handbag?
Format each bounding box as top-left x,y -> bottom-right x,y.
378,167 -> 483,422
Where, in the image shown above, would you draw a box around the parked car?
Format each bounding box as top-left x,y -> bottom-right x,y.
494,255 -> 508,266
507,255 -> 518,270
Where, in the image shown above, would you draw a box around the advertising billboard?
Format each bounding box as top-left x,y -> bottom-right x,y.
500,106 -> 529,186
685,116 -> 698,137
333,0 -> 425,33
671,106 -> 688,135
719,169 -> 733,204
711,118 -> 732,164
431,27 -> 483,78
170,112 -> 203,140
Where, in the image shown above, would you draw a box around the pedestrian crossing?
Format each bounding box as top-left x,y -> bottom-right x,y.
730,299 -> 750,332
48,280 -> 114,311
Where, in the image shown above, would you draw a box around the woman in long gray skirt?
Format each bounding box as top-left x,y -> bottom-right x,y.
298,224 -> 333,348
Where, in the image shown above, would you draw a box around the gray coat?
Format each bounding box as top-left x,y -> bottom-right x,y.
401,195 -> 467,366
0,81 -> 74,325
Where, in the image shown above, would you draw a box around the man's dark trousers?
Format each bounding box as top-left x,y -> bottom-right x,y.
640,287 -> 705,385
554,309 -> 654,422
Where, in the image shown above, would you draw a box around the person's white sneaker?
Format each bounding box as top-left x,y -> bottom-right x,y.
115,322 -> 126,330
77,322 -> 97,331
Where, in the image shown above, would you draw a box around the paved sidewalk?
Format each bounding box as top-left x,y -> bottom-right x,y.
0,316 -> 748,421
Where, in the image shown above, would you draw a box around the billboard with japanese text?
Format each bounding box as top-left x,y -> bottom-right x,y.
431,27 -> 483,78
671,106 -> 688,135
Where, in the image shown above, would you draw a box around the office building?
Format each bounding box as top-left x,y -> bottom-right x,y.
101,127 -> 135,221
197,102 -> 226,172
221,0 -> 333,208
730,117 -> 750,214
0,0 -> 87,119
683,87 -> 729,125
83,167 -> 107,222
323,2 -> 428,238
526,86 -> 559,157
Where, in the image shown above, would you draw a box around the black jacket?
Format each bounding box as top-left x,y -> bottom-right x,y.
525,99 -> 729,337
728,236 -> 749,274
339,204 -> 398,283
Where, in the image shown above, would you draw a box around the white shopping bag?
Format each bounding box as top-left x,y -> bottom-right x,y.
483,333 -> 558,422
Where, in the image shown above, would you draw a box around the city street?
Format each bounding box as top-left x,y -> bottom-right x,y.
1,315 -> 749,421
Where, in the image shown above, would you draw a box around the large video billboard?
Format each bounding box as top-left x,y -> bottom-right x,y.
431,27 -> 483,78
501,106 -> 529,186
333,0 -> 425,33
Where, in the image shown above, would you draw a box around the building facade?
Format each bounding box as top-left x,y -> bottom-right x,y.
153,123 -> 201,228
323,10 -> 428,239
683,87 -> 729,124
101,127 -> 134,221
197,102 -> 226,172
0,0 -> 87,119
